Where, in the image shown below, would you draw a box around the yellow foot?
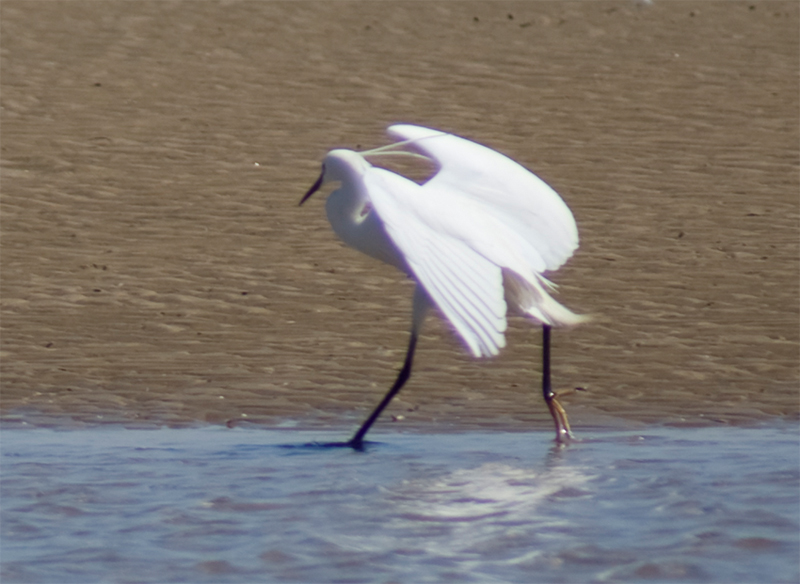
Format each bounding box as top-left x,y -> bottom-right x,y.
553,386 -> 587,399
546,395 -> 576,443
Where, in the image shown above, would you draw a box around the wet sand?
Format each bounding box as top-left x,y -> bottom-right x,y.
1,1 -> 797,431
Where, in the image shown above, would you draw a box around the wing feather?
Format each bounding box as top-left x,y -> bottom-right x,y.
387,124 -> 579,272
411,254 -> 498,357
365,168 -> 507,357
421,239 -> 506,354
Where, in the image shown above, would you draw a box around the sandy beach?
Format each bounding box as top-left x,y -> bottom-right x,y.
1,1 -> 797,432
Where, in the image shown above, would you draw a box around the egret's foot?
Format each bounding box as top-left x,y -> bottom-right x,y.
315,440 -> 356,448
312,439 -> 368,451
346,438 -> 365,451
553,386 -> 587,399
546,394 -> 575,443
547,386 -> 586,442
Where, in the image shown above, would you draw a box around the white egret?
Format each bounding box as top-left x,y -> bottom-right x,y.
300,124 -> 586,448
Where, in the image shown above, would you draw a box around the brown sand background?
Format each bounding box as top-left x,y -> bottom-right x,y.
2,1 -> 797,432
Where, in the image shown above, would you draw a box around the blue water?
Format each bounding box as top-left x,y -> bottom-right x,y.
1,424 -> 798,583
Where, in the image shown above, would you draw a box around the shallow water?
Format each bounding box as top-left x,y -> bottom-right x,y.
1,424 -> 797,583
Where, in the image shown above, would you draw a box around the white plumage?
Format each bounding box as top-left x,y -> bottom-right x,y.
301,124 -> 586,447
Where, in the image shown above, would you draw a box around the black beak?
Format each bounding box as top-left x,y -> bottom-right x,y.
299,168 -> 324,206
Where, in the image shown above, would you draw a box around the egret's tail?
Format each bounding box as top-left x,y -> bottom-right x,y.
503,271 -> 588,327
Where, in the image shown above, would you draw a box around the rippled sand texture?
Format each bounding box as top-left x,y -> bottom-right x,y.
2,2 -> 797,429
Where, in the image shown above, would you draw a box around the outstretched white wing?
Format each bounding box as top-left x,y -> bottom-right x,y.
364,167 -> 507,358
352,126 -> 583,357
387,124 -> 579,273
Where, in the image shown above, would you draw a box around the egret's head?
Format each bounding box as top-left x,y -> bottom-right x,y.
299,150 -> 370,206
299,146 -> 428,206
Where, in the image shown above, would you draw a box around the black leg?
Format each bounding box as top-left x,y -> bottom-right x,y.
542,324 -> 552,401
542,324 -> 574,442
347,331 -> 418,449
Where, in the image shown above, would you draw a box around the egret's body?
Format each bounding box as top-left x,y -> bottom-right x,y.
301,125 -> 586,447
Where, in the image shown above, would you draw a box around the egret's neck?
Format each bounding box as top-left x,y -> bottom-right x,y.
323,150 -> 373,228
322,150 -> 408,272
